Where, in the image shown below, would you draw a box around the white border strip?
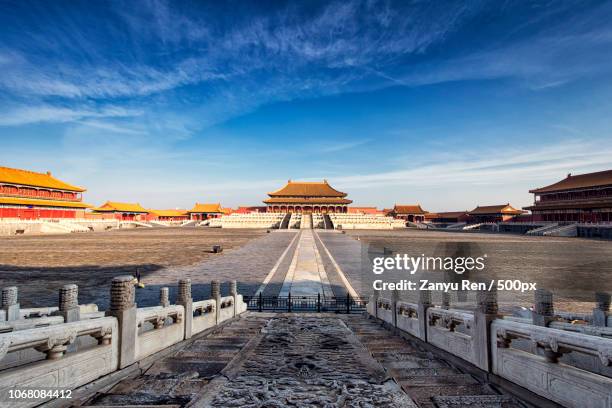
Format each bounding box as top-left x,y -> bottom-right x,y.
314,230 -> 360,299
253,231 -> 300,297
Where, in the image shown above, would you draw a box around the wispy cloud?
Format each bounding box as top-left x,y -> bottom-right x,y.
0,104 -> 142,126
319,139 -> 372,153
331,140 -> 612,191
1,1 -> 611,130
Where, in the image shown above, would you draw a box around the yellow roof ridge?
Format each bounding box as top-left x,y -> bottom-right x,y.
0,165 -> 86,192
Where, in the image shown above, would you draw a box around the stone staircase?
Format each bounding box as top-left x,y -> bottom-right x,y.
83,315 -> 269,407
344,317 -> 525,408
526,223 -> 558,236
543,223 -> 578,237
300,213 -> 313,229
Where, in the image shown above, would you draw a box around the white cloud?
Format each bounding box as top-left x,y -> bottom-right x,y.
0,105 -> 142,127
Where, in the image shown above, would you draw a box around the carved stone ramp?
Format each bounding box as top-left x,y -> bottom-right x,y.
344,316 -> 527,408
190,313 -> 417,407
82,315 -> 270,407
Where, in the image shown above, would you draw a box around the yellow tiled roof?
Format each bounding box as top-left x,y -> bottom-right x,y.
149,209 -> 188,217
92,201 -> 148,213
268,180 -> 347,197
0,196 -> 91,208
468,204 -> 524,215
263,197 -> 352,204
0,166 -> 85,192
189,203 -> 223,213
531,169 -> 612,193
393,204 -> 426,214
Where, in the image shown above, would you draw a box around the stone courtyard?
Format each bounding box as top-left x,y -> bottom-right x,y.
1,227 -> 610,407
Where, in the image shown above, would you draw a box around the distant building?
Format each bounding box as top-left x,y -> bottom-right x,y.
468,204 -> 524,223
188,203 -> 224,220
347,207 -> 382,215
148,209 -> 189,221
524,169 -> 612,223
389,204 -> 427,222
425,211 -> 471,223
234,206 -> 268,214
0,166 -> 91,219
92,201 -> 149,221
264,180 -> 352,213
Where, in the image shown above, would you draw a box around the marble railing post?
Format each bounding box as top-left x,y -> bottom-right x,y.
391,289 -> 399,329
1,286 -> 19,321
417,289 -> 431,341
230,280 -> 238,317
593,292 -> 610,327
107,276 -> 137,368
59,284 -> 80,323
474,287 -> 498,371
160,287 -> 170,308
532,289 -> 554,327
211,280 -> 221,324
372,288 -> 380,319
441,291 -> 451,310
177,279 -> 192,339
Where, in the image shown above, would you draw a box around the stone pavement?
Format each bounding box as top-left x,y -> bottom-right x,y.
278,230 -> 334,298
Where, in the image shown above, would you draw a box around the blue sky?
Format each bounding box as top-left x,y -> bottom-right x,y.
1,0 -> 612,211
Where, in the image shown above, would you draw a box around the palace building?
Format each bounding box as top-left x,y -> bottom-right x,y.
91,201 -> 149,221
389,204 -> 427,222
148,209 -> 189,221
524,169 -> 612,223
468,204 -> 524,223
263,180 -> 352,213
188,203 -> 224,220
0,166 -> 91,219
425,211 -> 471,223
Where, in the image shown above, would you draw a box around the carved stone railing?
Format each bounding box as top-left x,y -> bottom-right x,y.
368,288 -> 612,407
396,301 -> 421,338
0,278 -> 249,406
218,296 -> 235,323
491,319 -> 612,407
135,305 -> 184,361
192,299 -> 216,335
376,297 -> 393,324
426,307 -> 478,366
0,317 -> 118,406
0,316 -> 65,334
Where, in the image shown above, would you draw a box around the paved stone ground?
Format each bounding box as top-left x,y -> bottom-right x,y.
261,232 -> 300,296
0,228 -> 293,310
197,314 -> 416,407
278,230 -> 333,298
321,229 -> 612,313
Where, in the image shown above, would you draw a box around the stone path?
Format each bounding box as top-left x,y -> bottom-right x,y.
278,230 -> 334,298
200,314 -> 415,407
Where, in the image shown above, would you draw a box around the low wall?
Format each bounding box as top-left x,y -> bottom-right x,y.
135,305 -> 185,361
0,317 -> 119,407
192,300 -> 216,335
426,308 -> 478,366
491,319 -> 612,408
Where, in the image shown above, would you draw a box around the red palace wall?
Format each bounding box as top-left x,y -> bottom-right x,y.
0,207 -> 78,219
